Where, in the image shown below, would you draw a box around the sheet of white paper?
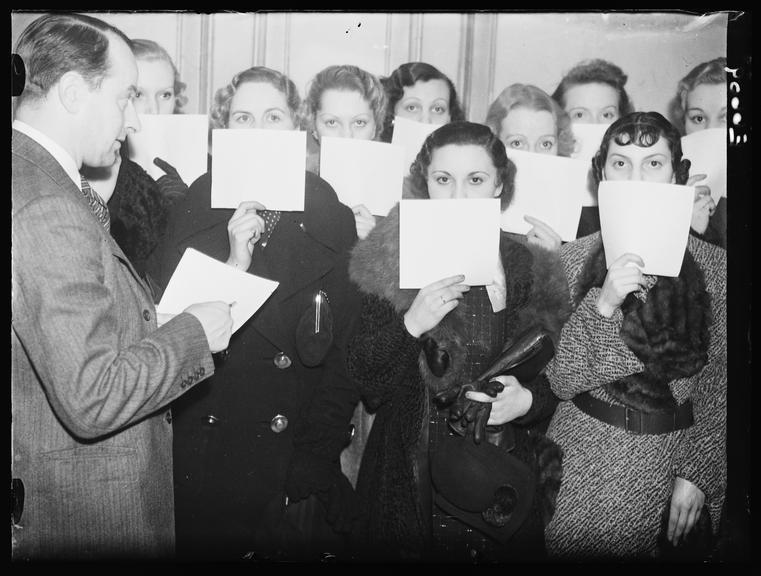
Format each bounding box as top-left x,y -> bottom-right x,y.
127,114 -> 209,187
319,137 -> 405,216
570,122 -> 608,162
391,116 -> 440,174
399,198 -> 500,288
211,129 -> 306,210
569,122 -> 607,206
598,181 -> 695,277
681,128 -> 727,202
157,247 -> 279,333
500,149 -> 587,241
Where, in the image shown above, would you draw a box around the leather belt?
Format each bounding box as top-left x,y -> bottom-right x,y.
572,392 -> 694,435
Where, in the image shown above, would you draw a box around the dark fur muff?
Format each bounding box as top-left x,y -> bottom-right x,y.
574,240 -> 712,413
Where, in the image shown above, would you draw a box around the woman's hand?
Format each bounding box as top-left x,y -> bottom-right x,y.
352,204 -> 377,240
464,374 -> 533,425
403,275 -> 470,338
667,476 -> 706,546
226,200 -> 266,271
596,252 -> 646,318
687,175 -> 716,235
524,215 -> 562,253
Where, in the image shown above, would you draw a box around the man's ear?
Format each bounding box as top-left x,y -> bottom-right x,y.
57,71 -> 89,114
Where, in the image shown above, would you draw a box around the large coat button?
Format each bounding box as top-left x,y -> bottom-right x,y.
204,414 -> 220,426
273,352 -> 292,369
142,309 -> 151,321
270,414 -> 289,433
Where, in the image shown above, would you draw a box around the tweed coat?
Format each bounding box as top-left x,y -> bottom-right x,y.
544,232 -> 727,559
157,170 -> 361,558
11,130 -> 215,560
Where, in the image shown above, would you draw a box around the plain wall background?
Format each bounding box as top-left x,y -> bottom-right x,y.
11,11 -> 727,124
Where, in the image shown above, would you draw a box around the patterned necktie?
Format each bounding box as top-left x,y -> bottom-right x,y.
259,209 -> 281,247
79,174 -> 111,232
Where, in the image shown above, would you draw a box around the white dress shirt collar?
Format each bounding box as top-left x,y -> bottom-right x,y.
13,119 -> 82,192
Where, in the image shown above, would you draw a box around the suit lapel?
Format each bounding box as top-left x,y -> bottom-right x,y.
13,130 -> 153,302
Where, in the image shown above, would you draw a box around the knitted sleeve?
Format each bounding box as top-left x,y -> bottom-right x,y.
545,237 -> 645,400
346,293 -> 423,412
671,240 -> 727,531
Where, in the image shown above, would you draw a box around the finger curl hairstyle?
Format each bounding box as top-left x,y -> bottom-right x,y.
591,111 -> 690,187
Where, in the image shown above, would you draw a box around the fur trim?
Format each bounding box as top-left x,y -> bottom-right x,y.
575,241 -> 713,412
349,204 -> 571,395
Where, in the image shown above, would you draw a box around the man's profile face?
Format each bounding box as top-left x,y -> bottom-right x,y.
81,33 -> 139,168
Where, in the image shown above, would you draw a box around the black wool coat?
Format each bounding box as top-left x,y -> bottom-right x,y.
156,170 -> 360,558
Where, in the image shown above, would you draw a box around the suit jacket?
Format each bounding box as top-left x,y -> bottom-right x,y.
11,130 -> 215,560
157,170 -> 360,557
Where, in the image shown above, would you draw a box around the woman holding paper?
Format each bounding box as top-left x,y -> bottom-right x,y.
157,65 -> 362,561
669,57 -> 727,249
378,62 -> 466,143
302,64 -> 387,240
543,111 -> 727,560
485,83 -> 574,250
346,121 -> 570,562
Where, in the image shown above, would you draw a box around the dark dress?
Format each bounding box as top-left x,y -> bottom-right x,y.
156,170 -> 361,561
345,205 -> 571,562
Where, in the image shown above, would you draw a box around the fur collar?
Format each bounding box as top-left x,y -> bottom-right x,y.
575,239 -> 712,412
350,203 -> 571,393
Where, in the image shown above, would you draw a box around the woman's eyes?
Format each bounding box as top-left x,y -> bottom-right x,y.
572,111 -> 587,120
431,105 -> 447,114
266,112 -> 283,123
540,139 -> 555,150
469,176 -> 484,185
689,114 -> 705,124
354,119 -> 368,128
404,103 -> 419,113
233,114 -> 251,125
324,119 -> 337,127
434,175 -> 450,184
507,139 -> 525,149
134,90 -> 144,100
611,160 -> 627,169
648,160 -> 663,168
602,111 -> 618,120
160,90 -> 174,101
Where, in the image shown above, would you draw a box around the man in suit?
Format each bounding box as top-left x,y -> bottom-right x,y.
11,13 -> 233,560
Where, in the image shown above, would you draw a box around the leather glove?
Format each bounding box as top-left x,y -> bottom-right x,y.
285,449 -> 360,534
445,379 -> 504,444
153,157 -> 189,203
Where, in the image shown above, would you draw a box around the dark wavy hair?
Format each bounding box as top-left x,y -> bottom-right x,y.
131,38 -> 188,113
380,62 -> 466,143
408,121 -> 516,210
485,83 -> 575,157
14,13 -> 131,106
668,57 -> 727,135
552,59 -> 634,118
210,66 -> 301,130
591,111 -> 690,187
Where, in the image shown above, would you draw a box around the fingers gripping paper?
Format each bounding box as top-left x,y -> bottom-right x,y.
157,248 -> 279,333
598,181 -> 695,277
399,198 -> 501,288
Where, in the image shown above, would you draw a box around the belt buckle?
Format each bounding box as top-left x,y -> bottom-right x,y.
624,407 -> 643,434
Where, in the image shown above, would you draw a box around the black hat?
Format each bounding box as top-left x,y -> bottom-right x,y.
430,434 -> 535,544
